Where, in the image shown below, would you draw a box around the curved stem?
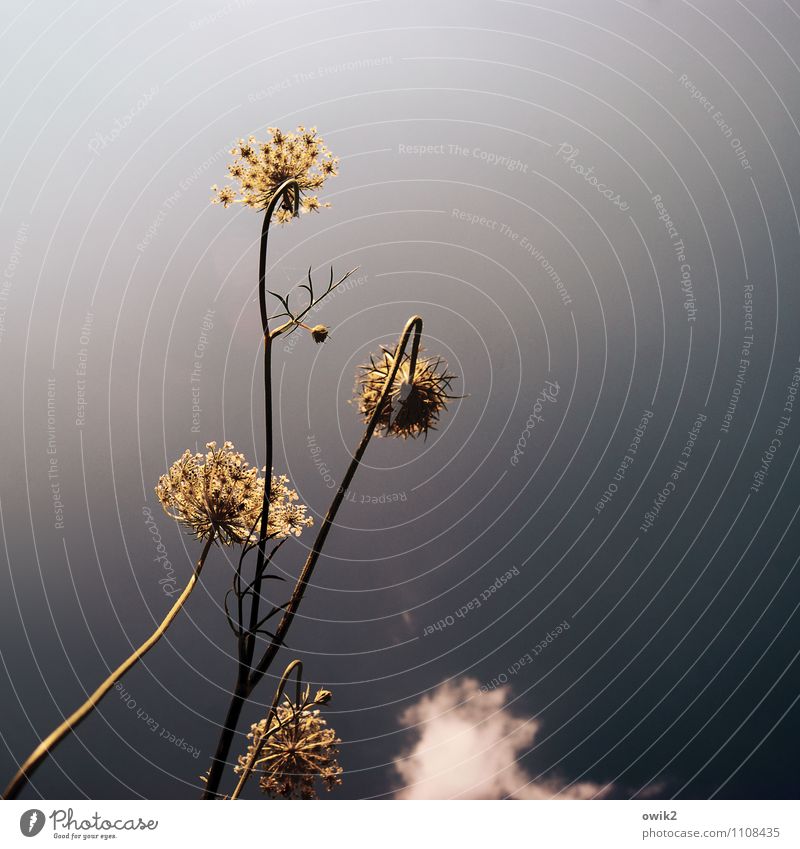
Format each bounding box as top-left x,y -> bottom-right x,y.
3,533 -> 215,800
204,316 -> 423,795
229,660 -> 302,800
249,315 -> 423,691
202,180 -> 298,800
253,178 -> 300,644
257,179 -> 300,334
252,178 -> 300,647
247,331 -> 273,660
407,317 -> 422,376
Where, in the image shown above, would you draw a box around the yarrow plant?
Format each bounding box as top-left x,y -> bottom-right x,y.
3,124 -> 461,802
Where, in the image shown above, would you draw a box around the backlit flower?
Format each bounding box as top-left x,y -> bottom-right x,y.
354,347 -> 458,439
236,694 -> 342,799
212,126 -> 337,217
155,441 -> 312,545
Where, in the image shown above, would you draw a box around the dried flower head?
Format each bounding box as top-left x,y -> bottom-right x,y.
155,441 -> 312,545
354,347 -> 458,439
313,688 -> 333,705
236,695 -> 342,799
211,126 -> 337,216
310,324 -> 329,344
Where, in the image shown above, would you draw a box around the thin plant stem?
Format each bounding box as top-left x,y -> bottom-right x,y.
228,660 -> 302,800
252,178 -> 300,642
3,533 -> 216,800
204,315 -> 423,797
202,179 -> 298,800
248,316 -> 423,691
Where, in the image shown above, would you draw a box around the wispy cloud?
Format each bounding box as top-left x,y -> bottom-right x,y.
392,677 -> 611,799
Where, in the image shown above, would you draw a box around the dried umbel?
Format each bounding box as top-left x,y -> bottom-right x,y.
355,347 -> 458,439
211,126 -> 337,219
156,441 -> 312,546
236,692 -> 342,799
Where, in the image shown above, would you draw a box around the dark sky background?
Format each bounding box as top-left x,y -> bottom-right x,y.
1,0 -> 799,801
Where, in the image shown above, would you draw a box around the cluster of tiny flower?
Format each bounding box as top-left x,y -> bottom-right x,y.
235,688 -> 342,799
211,126 -> 337,219
155,441 -> 312,546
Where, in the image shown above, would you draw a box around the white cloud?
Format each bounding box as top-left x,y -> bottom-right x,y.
392,677 -> 611,800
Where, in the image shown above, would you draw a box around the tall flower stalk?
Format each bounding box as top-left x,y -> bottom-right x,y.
199,179 -> 299,798
4,125 -> 460,801
202,309 -> 456,798
202,127 -> 344,798
203,155 -> 348,794
201,130 -> 459,800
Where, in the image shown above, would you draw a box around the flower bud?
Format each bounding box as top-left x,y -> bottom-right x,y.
311,324 -> 329,344
314,688 -> 333,705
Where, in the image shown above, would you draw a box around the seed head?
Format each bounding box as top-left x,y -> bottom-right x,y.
155,441 -> 312,545
236,696 -> 343,799
211,126 -> 337,217
354,347 -> 458,439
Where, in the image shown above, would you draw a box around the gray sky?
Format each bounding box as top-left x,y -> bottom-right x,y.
1,0 -> 799,800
